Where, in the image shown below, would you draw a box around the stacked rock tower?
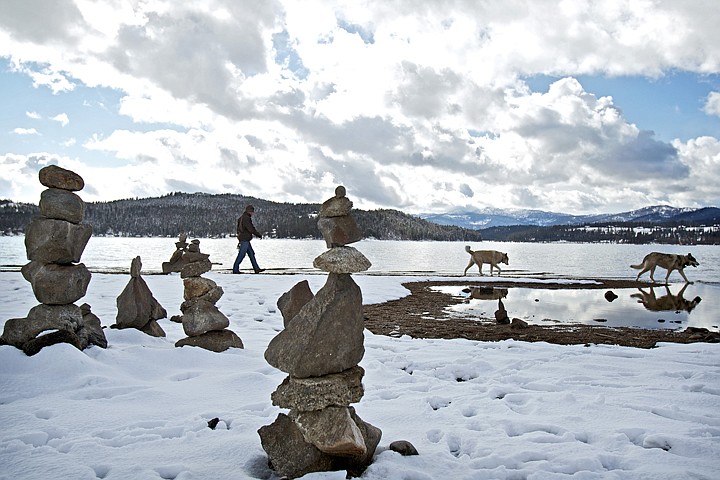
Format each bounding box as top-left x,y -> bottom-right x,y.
259,186 -> 380,479
173,239 -> 244,352
0,165 -> 107,355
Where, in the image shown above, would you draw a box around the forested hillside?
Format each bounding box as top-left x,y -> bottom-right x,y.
4,193 -> 717,243
0,193 -> 482,241
479,223 -> 720,244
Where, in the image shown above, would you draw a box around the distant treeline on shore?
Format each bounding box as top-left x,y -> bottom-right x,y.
2,193 -> 718,244
0,193 -> 482,242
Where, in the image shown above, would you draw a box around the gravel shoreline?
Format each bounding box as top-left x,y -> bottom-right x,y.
363,279 -> 720,348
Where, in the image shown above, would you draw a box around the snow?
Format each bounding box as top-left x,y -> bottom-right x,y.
1,270 -> 719,479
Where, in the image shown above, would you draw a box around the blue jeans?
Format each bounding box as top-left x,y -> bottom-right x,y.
233,240 -> 260,273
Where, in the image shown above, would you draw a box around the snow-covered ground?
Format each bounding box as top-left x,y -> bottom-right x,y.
1,270 -> 719,479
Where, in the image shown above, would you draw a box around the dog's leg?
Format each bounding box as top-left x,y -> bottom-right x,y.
649,266 -> 657,283
463,258 -> 475,276
677,268 -> 692,284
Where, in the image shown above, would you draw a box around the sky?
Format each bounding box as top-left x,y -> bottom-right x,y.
1,0 -> 720,215
1,268 -> 719,479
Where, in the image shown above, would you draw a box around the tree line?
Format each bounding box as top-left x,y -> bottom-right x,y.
3,194 -> 717,244
0,193 -> 483,242
479,223 -> 720,244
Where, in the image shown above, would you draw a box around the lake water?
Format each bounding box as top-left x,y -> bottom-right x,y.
1,236 -> 718,332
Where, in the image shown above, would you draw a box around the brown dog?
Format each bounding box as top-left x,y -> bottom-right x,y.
463,245 -> 509,276
630,252 -> 699,284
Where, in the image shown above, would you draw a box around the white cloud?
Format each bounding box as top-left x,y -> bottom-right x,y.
25,111 -> 41,119
0,1 -> 718,213
704,91 -> 720,117
52,113 -> 69,127
12,128 -> 39,135
0,152 -> 68,202
671,136 -> 720,207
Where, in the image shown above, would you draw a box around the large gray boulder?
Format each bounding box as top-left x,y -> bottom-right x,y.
317,216 -> 363,248
258,413 -> 335,479
25,218 -> 92,264
317,186 -> 362,247
39,188 -> 85,224
22,261 -> 91,305
181,299 -> 229,337
0,303 -> 83,349
258,409 -> 381,479
291,406 -> 367,456
5,305 -> 107,355
264,273 -> 365,378
183,276 -> 218,300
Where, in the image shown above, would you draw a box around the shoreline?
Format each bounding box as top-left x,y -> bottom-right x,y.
363,278 -> 720,348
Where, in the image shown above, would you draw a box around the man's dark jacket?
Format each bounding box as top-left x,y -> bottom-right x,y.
237,212 -> 261,242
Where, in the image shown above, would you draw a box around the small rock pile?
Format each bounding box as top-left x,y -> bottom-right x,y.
161,233 -> 192,274
0,165 -> 107,355
258,186 -> 380,479
174,239 -> 243,352
112,256 -> 167,336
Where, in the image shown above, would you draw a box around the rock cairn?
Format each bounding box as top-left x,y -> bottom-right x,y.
112,256 -> 167,337
162,233 -> 191,274
174,239 -> 243,352
259,186 -> 380,479
0,165 -> 107,355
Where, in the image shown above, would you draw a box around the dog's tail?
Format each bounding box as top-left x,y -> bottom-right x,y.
630,262 -> 643,269
465,245 -> 473,254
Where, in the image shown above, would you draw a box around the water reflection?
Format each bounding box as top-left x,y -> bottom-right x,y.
631,284 -> 702,313
435,283 -> 718,332
463,286 -> 508,300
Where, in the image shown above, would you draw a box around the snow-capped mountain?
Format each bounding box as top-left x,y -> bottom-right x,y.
419,205 -> 719,229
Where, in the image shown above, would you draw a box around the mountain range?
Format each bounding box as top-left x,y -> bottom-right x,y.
419,205 -> 720,229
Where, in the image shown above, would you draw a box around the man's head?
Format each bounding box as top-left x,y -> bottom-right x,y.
245,205 -> 255,214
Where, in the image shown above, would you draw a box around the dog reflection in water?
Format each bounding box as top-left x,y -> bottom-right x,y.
631,284 -> 702,313
462,286 -> 508,300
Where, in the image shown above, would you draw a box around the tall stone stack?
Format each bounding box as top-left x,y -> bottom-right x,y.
112,256 -> 168,337
0,165 -> 107,355
258,186 -> 381,479
174,239 -> 244,352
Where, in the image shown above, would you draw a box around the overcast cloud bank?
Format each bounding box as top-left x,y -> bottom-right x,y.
1,0 -> 719,214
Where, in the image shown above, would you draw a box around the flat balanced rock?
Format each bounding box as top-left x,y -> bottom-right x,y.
175,329 -> 244,352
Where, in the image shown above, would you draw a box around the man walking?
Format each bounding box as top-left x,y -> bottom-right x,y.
232,205 -> 265,274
